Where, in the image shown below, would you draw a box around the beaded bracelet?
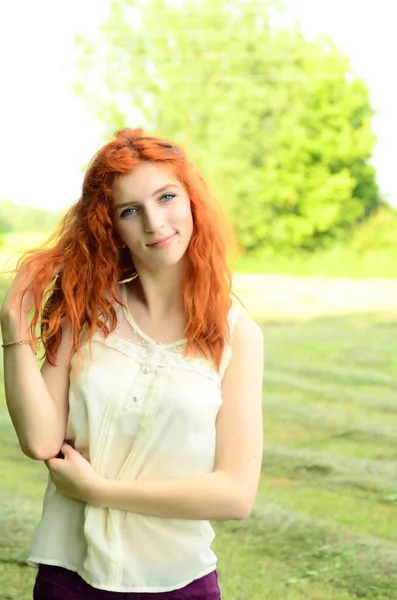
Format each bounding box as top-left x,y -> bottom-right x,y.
1,340 -> 37,355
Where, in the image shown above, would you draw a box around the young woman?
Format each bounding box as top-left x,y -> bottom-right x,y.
1,128 -> 264,600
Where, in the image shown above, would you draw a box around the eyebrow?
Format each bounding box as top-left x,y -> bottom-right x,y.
114,184 -> 180,210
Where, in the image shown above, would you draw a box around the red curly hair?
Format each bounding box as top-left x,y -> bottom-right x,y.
15,128 -> 237,369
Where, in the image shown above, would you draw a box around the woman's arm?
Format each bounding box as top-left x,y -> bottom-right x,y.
47,313 -> 264,520
1,271 -> 71,461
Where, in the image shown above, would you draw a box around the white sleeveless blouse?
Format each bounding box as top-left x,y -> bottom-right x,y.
28,286 -> 241,593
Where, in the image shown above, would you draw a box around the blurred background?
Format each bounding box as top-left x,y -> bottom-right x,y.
1,1 -> 396,599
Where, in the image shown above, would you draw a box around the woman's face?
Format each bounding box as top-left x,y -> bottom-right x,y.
113,162 -> 194,273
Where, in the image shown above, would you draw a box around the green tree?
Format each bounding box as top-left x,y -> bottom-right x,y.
73,0 -> 378,253
0,199 -> 61,233
0,217 -> 11,235
0,201 -> 12,245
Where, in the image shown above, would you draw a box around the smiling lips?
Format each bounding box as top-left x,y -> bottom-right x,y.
146,233 -> 177,248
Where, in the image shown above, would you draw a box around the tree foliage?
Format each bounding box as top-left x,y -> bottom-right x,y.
73,0 -> 379,252
0,200 -> 61,234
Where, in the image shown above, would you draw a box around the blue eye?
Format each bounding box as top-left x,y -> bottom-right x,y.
119,194 -> 175,218
120,207 -> 139,218
160,193 -> 176,202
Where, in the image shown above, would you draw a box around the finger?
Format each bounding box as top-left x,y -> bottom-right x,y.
45,458 -> 56,470
61,442 -> 73,452
45,454 -> 65,469
60,443 -> 77,457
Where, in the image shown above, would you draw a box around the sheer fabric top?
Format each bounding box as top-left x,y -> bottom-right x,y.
28,284 -> 241,593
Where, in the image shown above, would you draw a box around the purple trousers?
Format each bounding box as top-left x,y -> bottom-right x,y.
33,565 -> 221,600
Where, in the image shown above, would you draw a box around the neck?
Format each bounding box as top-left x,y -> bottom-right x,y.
128,263 -> 186,319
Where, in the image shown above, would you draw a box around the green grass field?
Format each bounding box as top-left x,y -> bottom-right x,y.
1,270 -> 397,598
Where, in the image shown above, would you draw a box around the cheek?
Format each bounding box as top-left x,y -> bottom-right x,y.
187,208 -> 194,236
178,202 -> 194,231
187,216 -> 194,238
117,221 -> 139,243
184,209 -> 194,231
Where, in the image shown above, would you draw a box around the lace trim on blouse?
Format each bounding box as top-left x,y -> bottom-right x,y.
92,286 -> 241,381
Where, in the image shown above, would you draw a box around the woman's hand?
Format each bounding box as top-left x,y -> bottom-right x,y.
45,444 -> 105,506
1,264 -> 36,319
1,263 -> 63,340
1,265 -> 35,340
1,262 -> 63,318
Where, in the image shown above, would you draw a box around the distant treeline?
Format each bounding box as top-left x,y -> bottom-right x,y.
1,197 -> 396,256
0,199 -> 63,234
0,198 -> 396,278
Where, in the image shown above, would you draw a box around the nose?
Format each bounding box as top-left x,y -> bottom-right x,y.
142,205 -> 164,233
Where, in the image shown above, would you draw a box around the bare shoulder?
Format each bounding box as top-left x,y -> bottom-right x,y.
221,308 -> 264,384
231,309 -> 264,353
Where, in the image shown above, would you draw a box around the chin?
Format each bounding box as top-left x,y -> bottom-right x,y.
149,250 -> 189,271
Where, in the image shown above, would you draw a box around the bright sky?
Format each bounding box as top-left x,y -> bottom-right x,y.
0,0 -> 396,212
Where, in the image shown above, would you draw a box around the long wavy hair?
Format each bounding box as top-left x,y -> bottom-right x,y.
14,128 -> 237,369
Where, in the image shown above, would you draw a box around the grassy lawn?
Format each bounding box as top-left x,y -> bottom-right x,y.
1,270 -> 397,598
